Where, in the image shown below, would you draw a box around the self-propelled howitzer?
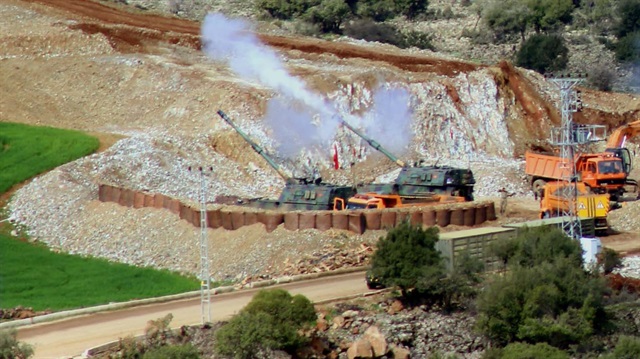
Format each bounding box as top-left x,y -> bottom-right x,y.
341,119 -> 475,201
217,110 -> 356,210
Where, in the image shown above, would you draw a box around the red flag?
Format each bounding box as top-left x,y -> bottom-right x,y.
333,143 -> 339,169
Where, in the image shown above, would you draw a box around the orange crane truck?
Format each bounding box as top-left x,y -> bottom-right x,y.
525,151 -> 627,200
539,181 -> 610,233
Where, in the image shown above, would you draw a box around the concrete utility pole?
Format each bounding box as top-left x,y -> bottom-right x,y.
189,166 -> 213,325
547,74 -> 605,239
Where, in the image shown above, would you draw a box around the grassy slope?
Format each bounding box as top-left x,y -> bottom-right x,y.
0,122 -> 100,194
0,123 -> 199,312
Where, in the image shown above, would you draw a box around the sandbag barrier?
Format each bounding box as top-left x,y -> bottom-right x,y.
98,184 -> 496,234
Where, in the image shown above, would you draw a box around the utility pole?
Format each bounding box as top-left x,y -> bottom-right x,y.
547,74 -> 605,239
189,166 -> 213,325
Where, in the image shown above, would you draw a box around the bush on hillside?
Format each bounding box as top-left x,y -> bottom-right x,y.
356,0 -> 396,21
370,222 -> 481,309
516,34 -> 569,74
370,223 -> 446,299
394,0 -> 429,19
215,289 -> 316,358
480,0 -> 531,43
305,0 -> 352,33
344,19 -> 404,44
598,247 -> 623,274
615,31 -> 640,61
615,0 -> 640,38
498,342 -> 569,359
142,344 -> 200,359
0,329 -> 34,359
604,335 -> 640,359
255,0 -> 320,20
588,63 -> 618,92
475,227 -> 609,348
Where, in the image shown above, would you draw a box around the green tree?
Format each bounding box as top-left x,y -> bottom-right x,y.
214,289 -> 316,359
0,329 -> 34,359
475,227 -> 609,348
616,0 -> 640,38
357,0 -> 397,21
526,0 -> 574,33
370,223 -> 446,299
516,34 -> 569,74
256,0 -> 320,19
305,0 -> 352,33
481,0 -> 532,42
615,31 -> 640,61
604,336 -> 640,359
393,0 -> 429,19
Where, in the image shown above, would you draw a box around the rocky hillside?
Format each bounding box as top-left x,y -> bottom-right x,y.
2,0 -> 640,283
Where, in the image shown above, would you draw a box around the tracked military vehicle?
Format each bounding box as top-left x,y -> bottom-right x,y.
341,120 -> 475,201
217,110 -> 356,210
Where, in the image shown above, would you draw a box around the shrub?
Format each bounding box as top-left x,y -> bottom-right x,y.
615,31 -> 640,62
475,227 -> 609,347
588,63 -> 618,92
399,29 -> 435,50
142,344 -> 200,359
255,0 -> 320,20
305,0 -> 352,33
370,223 -> 446,299
516,34 -> 569,74
616,0 -> 640,38
604,335 -> 640,358
214,289 -> 316,358
499,342 -> 569,359
356,0 -> 397,21
0,329 -> 34,359
481,0 -> 531,43
344,19 -> 405,46
598,247 -> 623,274
394,0 -> 429,19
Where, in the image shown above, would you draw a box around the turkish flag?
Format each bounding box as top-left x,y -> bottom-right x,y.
333,143 -> 339,169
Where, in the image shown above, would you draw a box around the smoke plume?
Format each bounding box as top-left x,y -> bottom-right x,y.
201,13 -> 412,158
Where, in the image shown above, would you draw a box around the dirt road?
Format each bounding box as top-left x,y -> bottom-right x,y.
17,271 -> 370,359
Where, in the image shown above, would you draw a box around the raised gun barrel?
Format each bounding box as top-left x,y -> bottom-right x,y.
340,120 -> 406,167
217,110 -> 291,181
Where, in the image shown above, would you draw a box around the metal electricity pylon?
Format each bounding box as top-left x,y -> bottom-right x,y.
189,166 -> 213,324
547,73 -> 605,239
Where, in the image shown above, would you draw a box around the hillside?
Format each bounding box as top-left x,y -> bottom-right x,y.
2,0 -> 640,284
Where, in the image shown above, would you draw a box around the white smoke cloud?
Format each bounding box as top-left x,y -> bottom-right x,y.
201,13 -> 328,113
362,86 -> 413,154
201,13 -> 413,159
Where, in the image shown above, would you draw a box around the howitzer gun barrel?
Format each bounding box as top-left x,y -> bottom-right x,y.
217,110 -> 291,181
340,120 -> 406,167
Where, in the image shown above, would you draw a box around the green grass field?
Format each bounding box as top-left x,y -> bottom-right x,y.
0,122 -> 100,194
0,234 -> 200,311
0,122 -> 200,312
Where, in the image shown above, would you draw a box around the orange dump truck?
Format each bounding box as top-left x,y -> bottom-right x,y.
333,193 -> 465,210
525,151 -> 627,200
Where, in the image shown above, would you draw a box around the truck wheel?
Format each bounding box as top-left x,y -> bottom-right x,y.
542,211 -> 551,219
532,179 -> 546,197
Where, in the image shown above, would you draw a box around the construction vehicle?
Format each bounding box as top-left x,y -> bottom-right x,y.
604,119 -> 640,194
217,110 -> 356,210
538,181 -> 610,233
340,120 -> 476,201
333,192 -> 466,210
525,151 -> 627,200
